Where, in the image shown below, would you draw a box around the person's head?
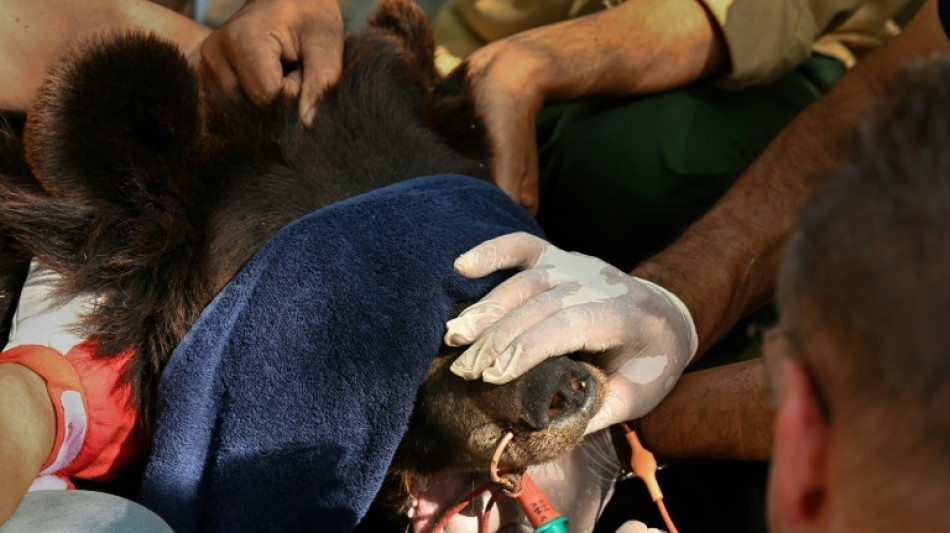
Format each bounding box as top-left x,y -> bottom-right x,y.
765,55 -> 950,533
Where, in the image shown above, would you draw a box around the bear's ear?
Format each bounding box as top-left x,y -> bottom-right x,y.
367,0 -> 437,84
24,31 -> 203,205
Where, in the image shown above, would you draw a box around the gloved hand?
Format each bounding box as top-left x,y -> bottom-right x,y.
615,521 -> 666,533
412,429 -> 621,533
200,0 -> 344,127
445,232 -> 698,432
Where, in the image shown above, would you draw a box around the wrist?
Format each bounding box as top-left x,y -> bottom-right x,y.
633,244 -> 731,357
467,39 -> 548,111
632,276 -> 698,364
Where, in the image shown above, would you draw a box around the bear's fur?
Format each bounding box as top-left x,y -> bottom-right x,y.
0,0 -> 604,524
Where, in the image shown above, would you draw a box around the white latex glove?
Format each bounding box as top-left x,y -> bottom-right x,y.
445,233 -> 698,432
616,521 -> 666,533
411,429 -> 621,533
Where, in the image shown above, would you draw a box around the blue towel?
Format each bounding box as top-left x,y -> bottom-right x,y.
137,174 -> 542,532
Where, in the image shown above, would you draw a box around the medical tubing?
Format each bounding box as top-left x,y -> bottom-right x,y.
427,480 -> 496,533
516,472 -> 567,530
620,421 -> 679,533
656,498 -> 678,533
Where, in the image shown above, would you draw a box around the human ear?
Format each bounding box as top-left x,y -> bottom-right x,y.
769,358 -> 831,528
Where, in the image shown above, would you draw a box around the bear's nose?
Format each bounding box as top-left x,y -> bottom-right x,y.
518,357 -> 597,430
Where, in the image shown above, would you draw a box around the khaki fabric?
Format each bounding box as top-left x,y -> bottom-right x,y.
433,0 -> 909,87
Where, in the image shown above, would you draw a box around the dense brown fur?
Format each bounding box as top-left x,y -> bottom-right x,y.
0,115 -> 31,332
0,2 -> 490,425
0,0 -> 604,520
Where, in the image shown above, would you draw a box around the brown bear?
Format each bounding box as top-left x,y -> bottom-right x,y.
0,1 -> 605,530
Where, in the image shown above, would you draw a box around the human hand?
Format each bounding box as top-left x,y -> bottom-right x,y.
200,0 -> 343,127
445,233 -> 698,432
412,429 -> 620,533
615,520 -> 666,533
464,41 -> 548,215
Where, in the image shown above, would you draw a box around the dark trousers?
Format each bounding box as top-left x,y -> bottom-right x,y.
536,54 -> 846,272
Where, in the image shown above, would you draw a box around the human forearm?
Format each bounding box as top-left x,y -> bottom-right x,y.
0,0 -> 209,112
467,0 -> 727,103
0,363 -> 54,524
634,0 -> 950,354
465,0 -> 728,212
639,359 -> 772,461
634,63 -> 886,354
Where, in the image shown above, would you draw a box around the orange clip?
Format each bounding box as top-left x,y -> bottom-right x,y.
624,427 -> 663,502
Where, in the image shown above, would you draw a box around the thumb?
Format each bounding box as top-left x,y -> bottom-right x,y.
586,373 -> 636,434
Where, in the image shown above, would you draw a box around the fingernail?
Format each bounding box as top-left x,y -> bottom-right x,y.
444,333 -> 470,347
303,106 -> 317,128
453,254 -> 473,273
444,318 -> 474,346
449,358 -> 479,380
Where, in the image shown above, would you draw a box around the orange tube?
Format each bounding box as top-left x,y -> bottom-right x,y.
515,472 -> 561,529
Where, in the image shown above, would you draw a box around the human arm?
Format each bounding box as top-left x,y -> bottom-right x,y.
462,0 -> 728,213
0,363 -> 54,524
0,0 -> 209,112
447,0 -> 950,432
632,0 -> 950,354
639,359 -> 772,461
0,261 -> 105,525
445,235 -> 774,456
199,0 -> 344,127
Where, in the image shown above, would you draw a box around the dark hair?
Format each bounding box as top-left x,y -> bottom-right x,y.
778,54 -> 950,517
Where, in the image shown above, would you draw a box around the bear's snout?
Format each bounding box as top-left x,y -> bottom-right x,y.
518,357 -> 599,430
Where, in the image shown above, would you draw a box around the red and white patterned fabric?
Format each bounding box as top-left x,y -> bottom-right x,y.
2,260 -> 143,490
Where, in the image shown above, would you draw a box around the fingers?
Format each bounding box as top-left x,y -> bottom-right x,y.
200,0 -> 344,127
480,303 -> 620,383
201,15 -> 288,105
465,43 -> 544,215
234,36 -> 290,106
296,8 -> 343,127
585,358 -> 681,433
489,108 -> 540,215
444,269 -> 550,346
451,301 -> 621,384
453,232 -> 549,278
445,233 -> 554,346
586,374 -> 634,433
280,70 -> 302,99
450,284 -> 581,381
199,32 -> 242,95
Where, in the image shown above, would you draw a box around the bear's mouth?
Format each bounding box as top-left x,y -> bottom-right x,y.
408,472 -> 490,532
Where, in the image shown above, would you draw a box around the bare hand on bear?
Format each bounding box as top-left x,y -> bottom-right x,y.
464,40 -> 547,216
200,0 -> 343,128
445,232 -> 698,432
